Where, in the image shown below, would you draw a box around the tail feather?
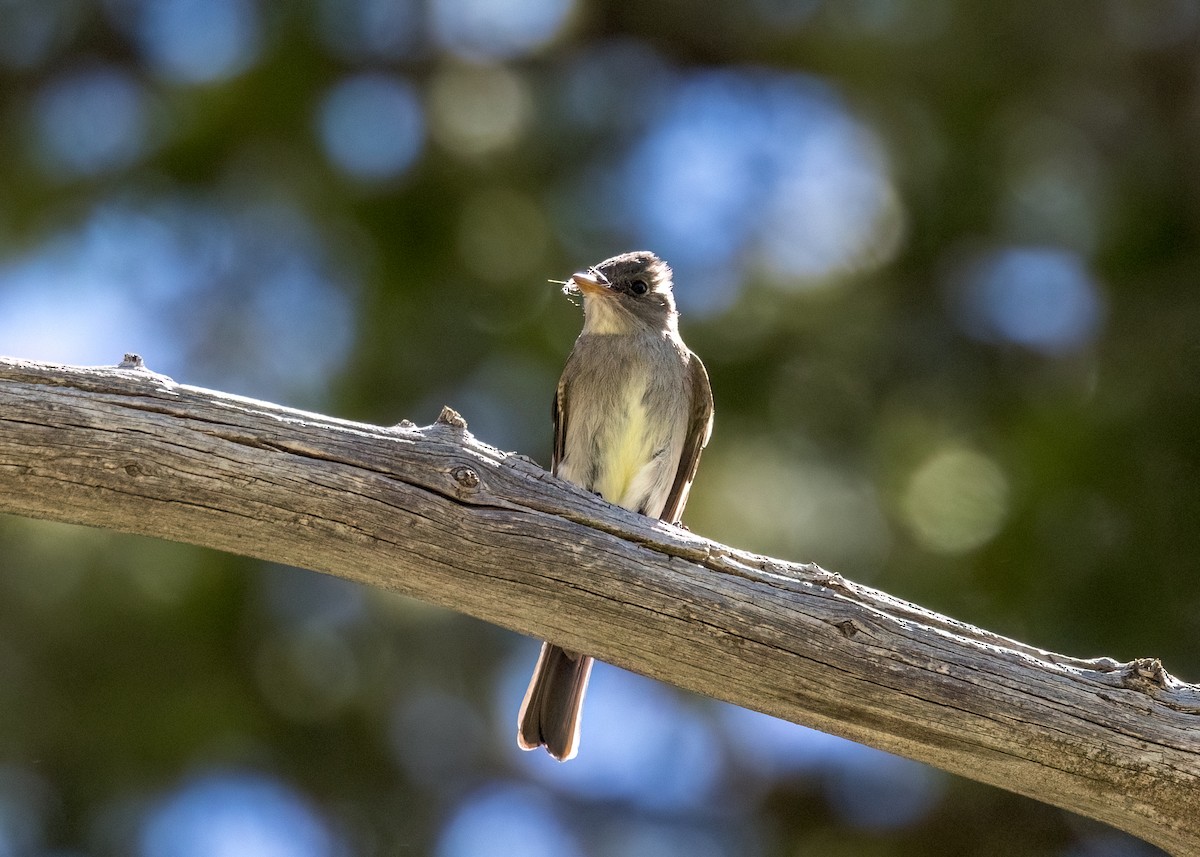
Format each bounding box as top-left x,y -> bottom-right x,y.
517,643 -> 594,761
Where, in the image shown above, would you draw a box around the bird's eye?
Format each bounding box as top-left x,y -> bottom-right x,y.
629,279 -> 648,295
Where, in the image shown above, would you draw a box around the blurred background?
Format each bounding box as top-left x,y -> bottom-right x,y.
0,0 -> 1196,854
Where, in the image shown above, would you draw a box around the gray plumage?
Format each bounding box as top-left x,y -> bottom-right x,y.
517,250 -> 714,761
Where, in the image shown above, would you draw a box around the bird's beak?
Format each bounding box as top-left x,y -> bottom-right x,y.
571,271 -> 610,296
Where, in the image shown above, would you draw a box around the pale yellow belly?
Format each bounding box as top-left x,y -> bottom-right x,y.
592,397 -> 658,511
559,387 -> 678,518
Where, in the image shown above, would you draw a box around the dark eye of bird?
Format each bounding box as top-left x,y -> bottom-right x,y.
629,279 -> 648,295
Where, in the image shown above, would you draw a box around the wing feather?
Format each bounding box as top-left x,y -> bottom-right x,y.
660,353 -> 714,524
552,372 -> 568,476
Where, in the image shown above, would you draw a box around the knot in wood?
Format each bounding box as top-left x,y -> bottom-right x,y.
833,619 -> 861,639
451,465 -> 480,489
119,353 -> 145,369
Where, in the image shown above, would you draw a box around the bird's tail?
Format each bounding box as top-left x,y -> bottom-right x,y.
517,642 -> 594,761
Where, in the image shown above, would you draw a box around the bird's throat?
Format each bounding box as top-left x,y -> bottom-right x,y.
581,296 -> 637,336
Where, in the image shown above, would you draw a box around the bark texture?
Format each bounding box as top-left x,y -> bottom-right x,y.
1,355 -> 1197,853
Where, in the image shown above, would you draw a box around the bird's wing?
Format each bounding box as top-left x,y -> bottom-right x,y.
660,353 -> 714,524
551,370 -> 568,477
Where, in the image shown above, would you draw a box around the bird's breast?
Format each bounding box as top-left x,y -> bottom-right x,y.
558,338 -> 688,518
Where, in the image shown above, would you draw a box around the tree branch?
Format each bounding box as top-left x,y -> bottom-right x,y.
1,355 -> 1197,853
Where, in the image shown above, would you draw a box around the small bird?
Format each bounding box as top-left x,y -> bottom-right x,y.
517,250 -> 714,761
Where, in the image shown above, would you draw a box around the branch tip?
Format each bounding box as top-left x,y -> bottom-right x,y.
435,406 -> 468,429
1121,657 -> 1170,692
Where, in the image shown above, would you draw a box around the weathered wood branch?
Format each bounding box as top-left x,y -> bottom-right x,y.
0,355 -> 1197,852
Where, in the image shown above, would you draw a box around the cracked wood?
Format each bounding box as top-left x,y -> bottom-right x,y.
0,355 -> 1198,855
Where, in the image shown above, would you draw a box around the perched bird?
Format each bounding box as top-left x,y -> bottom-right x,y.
517,250 -> 714,761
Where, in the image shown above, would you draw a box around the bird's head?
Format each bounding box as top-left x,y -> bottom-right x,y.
566,251 -> 677,335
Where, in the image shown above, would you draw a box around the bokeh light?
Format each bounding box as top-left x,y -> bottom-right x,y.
317,74 -> 426,181
130,0 -> 261,83
429,63 -> 531,158
902,446 -> 1010,555
692,440 -> 891,572
429,0 -> 576,60
30,66 -> 151,177
502,653 -> 724,810
615,70 -> 904,313
139,772 -> 336,857
0,196 -> 355,402
435,783 -> 584,857
555,39 -> 675,134
314,0 -> 421,60
952,246 -> 1105,354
